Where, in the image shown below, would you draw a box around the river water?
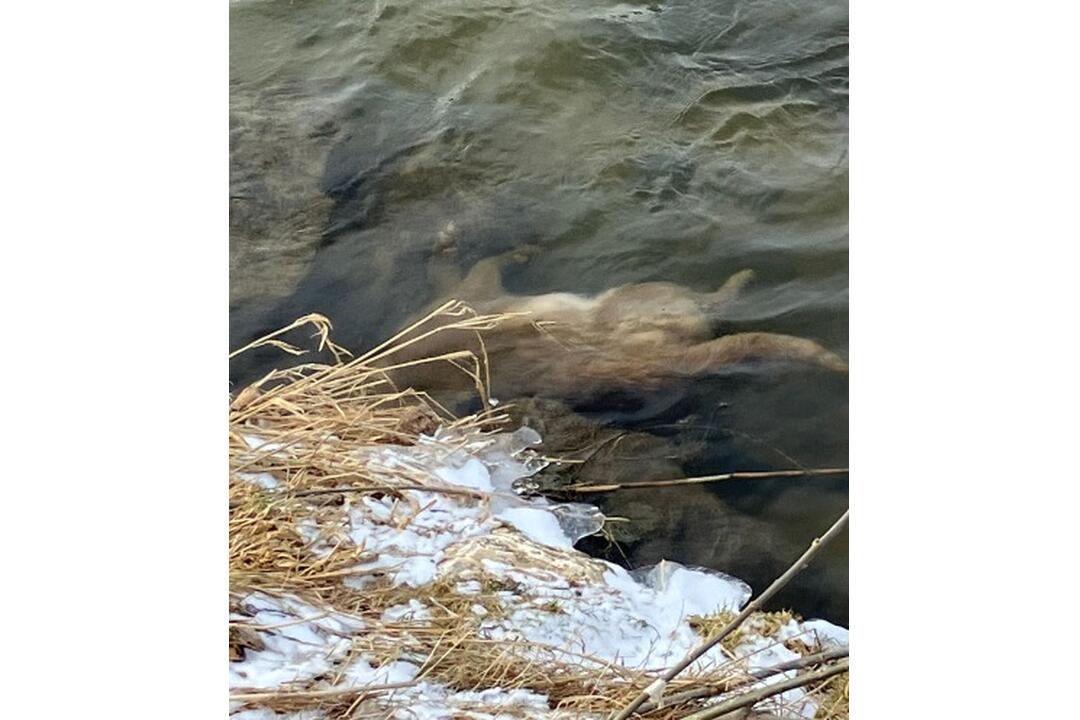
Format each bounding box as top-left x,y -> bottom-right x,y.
230,0 -> 848,622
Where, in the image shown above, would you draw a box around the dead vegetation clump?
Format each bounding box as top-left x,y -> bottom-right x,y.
228,307 -> 848,719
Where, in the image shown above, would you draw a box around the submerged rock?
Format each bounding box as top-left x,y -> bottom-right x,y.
230,85 -> 340,308
501,396 -> 848,623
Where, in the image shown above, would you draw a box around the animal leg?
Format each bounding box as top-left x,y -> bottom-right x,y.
673,332 -> 848,375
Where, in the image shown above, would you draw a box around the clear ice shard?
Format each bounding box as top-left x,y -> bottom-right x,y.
547,503 -> 605,543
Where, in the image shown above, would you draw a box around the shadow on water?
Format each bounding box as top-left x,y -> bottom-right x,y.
573,369 -> 849,624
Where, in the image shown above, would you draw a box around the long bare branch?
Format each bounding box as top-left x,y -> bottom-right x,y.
610,509 -> 849,720
638,647 -> 848,712
680,659 -> 849,720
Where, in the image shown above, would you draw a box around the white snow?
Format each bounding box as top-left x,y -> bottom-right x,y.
231,426 -> 847,719
383,684 -> 558,720
231,710 -> 325,720
342,658 -> 421,686
381,599 -> 432,622
235,471 -> 280,489
800,619 -> 850,649
495,506 -> 573,548
632,560 -> 752,617
229,593 -> 365,691
434,457 -> 493,491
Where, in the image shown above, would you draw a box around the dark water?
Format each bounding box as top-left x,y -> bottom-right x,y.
230,0 -> 848,622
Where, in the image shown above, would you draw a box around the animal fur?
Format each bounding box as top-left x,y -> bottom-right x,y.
379,247 -> 847,400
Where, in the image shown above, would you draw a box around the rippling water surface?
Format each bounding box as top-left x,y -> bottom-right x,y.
230,0 -> 848,622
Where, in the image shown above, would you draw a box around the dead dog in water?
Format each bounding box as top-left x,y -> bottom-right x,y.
377,244 -> 847,402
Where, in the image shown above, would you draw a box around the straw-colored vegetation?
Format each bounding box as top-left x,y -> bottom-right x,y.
229,306 -> 848,719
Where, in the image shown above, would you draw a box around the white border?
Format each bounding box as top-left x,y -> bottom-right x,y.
3,1 -> 1078,716
4,2 -> 225,718
852,0 -> 1078,715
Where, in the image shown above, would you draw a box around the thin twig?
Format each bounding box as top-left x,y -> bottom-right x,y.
230,679 -> 416,702
287,484 -> 488,500
680,659 -> 850,720
609,510 -> 849,720
638,647 -> 848,712
561,468 -> 848,494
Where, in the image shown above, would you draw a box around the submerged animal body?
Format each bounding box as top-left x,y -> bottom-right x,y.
380,249 -> 847,400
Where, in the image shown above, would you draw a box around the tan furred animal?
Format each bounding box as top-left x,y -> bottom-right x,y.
380,248 -> 847,400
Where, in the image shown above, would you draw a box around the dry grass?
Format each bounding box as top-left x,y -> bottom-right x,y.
688,610 -> 797,657
813,672 -> 849,720
228,307 -> 847,719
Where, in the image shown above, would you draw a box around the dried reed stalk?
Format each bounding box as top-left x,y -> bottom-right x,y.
229,310 -> 848,720
561,468 -> 849,494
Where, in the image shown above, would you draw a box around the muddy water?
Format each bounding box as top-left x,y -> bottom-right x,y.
230,0 -> 848,622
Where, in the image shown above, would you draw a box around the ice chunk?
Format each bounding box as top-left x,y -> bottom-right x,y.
547,503 -> 605,543
632,560 -> 752,615
488,461 -> 535,492
496,507 -> 572,548
480,427 -> 547,492
477,426 -> 543,457
434,457 -> 492,491
506,426 -> 542,451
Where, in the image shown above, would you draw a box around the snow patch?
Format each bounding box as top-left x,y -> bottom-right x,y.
495,506 -> 572,548
231,426 -> 847,719
801,619 -> 850,649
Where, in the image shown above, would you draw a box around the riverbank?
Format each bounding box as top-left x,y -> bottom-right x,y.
228,311 -> 849,719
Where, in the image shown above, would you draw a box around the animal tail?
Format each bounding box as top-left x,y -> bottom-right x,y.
701,268 -> 756,318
